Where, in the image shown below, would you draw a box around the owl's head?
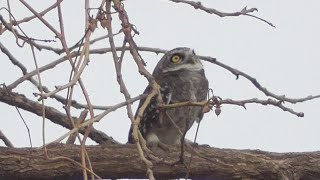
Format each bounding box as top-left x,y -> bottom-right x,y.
153,47 -> 203,75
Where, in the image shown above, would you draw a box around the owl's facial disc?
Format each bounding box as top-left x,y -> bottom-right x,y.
162,48 -> 203,73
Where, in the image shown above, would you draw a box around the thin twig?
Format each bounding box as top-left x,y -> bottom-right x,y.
44,93 -> 147,146
19,0 -> 60,35
168,0 -> 275,27
200,56 -> 320,104
0,84 -> 32,148
29,44 -> 46,153
13,1 -> 58,26
159,97 -> 308,117
219,98 -> 306,117
0,42 -> 112,112
30,30 -> 123,55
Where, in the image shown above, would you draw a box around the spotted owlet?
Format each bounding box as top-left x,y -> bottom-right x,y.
128,47 -> 208,147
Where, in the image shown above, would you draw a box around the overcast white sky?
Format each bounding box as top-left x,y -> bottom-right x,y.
0,0 -> 319,153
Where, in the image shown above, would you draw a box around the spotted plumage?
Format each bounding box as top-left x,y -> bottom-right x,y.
128,47 -> 208,146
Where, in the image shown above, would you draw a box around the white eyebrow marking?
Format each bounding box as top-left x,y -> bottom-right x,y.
162,63 -> 203,73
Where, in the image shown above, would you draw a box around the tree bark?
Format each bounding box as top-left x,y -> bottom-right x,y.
0,88 -> 118,145
0,144 -> 319,180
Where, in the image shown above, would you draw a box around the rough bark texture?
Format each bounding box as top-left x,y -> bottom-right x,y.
0,88 -> 118,144
0,144 -> 319,180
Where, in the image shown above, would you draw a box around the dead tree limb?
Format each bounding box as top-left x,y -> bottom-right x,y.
0,87 -> 118,145
0,144 -> 319,180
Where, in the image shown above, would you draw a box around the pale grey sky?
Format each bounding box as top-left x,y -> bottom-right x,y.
0,0 -> 319,152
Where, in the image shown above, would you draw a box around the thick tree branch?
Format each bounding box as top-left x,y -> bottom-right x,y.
0,144 -> 319,180
0,130 -> 14,147
0,87 -> 118,145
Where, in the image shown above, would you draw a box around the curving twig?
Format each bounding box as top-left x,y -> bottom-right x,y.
31,30 -> 123,55
200,56 -> 320,104
168,0 -> 275,27
219,98 -> 305,117
159,97 -> 306,117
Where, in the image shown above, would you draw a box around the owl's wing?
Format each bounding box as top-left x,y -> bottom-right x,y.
127,84 -> 170,143
195,71 -> 209,123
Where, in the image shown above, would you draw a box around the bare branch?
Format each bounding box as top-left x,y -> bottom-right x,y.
0,42 -> 27,74
13,1 -> 58,26
159,97 -> 305,117
1,42 -> 113,111
219,98 -> 305,117
0,130 -> 14,147
168,0 -> 275,27
32,30 -> 123,54
0,88 -> 119,144
19,0 -> 60,36
200,55 -> 320,104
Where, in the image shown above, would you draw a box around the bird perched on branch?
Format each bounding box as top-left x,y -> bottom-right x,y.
128,47 -> 208,149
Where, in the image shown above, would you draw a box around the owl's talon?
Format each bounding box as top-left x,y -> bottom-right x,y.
146,132 -> 171,152
158,141 -> 171,152
148,141 -> 171,152
200,143 -> 211,148
190,142 -> 210,148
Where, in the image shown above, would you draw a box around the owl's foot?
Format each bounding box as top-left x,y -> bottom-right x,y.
189,142 -> 210,148
146,133 -> 170,152
157,141 -> 171,152
184,138 -> 211,148
148,140 -> 170,153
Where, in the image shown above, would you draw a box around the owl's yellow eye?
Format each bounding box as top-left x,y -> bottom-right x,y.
171,55 -> 182,64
